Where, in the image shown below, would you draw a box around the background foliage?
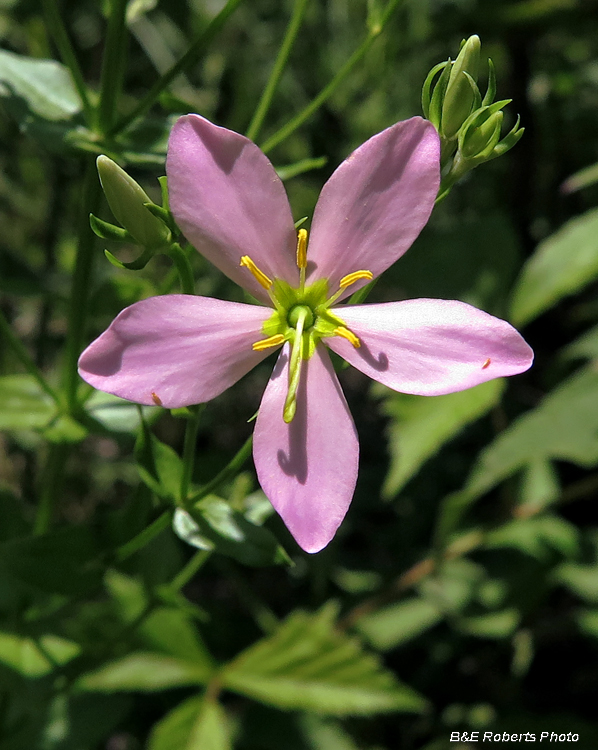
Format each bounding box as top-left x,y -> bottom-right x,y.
2,0 -> 598,748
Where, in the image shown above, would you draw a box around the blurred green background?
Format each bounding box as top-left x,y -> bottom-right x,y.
2,0 -> 598,748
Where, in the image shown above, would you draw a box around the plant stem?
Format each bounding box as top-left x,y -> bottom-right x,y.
188,434 -> 253,504
116,511 -> 172,562
171,549 -> 211,591
169,243 -> 196,295
41,0 -> 94,125
180,406 -> 204,505
110,0 -> 246,136
34,443 -> 69,535
61,158 -> 102,413
245,0 -> 311,143
98,0 -> 129,134
0,308 -> 61,406
260,0 -> 406,154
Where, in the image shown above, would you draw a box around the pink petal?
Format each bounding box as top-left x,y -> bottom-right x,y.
78,295 -> 272,408
166,115 -> 299,303
327,299 -> 533,395
307,118 -> 440,297
253,344 -> 359,553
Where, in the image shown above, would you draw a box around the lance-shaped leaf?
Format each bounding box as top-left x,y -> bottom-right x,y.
148,695 -> 231,750
76,652 -> 212,692
173,496 -> 291,568
379,379 -> 504,498
0,375 -> 56,431
135,418 -> 183,501
0,632 -> 80,677
510,207 -> 598,326
221,605 -> 427,715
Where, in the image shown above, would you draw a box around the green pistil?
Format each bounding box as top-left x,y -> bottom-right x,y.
283,306 -> 309,423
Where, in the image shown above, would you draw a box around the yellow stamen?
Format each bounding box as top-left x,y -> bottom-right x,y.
296,228 -> 308,269
252,333 -> 285,351
333,326 -> 361,348
240,255 -> 272,289
339,269 -> 374,289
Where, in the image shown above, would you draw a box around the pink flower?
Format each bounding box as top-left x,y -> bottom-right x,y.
78,114 -> 533,553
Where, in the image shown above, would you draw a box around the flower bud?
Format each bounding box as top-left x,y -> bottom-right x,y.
460,108 -> 503,160
96,155 -> 171,249
441,35 -> 481,139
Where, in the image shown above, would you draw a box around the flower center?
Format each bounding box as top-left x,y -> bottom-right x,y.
288,304 -> 314,330
241,229 -> 373,422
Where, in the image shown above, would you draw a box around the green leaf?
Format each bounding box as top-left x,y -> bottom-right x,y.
173,496 -> 291,568
0,49 -> 82,120
140,608 -> 213,667
76,652 -> 212,692
485,515 -> 579,561
42,413 -> 88,444
510,207 -> 598,326
562,322 -> 598,362
148,695 -> 231,750
554,563 -> 598,603
0,375 -> 56,431
135,419 -> 183,501
87,391 -> 155,433
0,632 -> 80,677
356,599 -> 443,651
222,605 -> 427,715
576,608 -> 598,638
380,379 -> 504,498
464,366 -> 598,501
456,609 -> 520,639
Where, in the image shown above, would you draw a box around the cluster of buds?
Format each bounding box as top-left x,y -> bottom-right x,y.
422,35 -> 524,201
90,156 -> 175,270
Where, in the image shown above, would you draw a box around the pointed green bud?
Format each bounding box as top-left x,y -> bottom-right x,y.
96,155 -> 171,249
441,35 -> 481,139
461,109 -> 503,160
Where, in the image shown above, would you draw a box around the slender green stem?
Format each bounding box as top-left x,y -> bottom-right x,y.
116,511 -> 172,562
171,549 -> 211,591
111,0 -> 246,136
188,435 -> 253,504
0,308 -> 61,406
169,243 -> 195,295
245,0 -> 311,142
180,406 -> 204,505
98,0 -> 129,133
41,0 -> 94,125
34,443 -> 69,535
61,158 -> 102,412
260,0 -> 406,154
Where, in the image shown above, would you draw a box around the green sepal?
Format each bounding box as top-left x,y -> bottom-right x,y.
421,61 -> 449,120
294,216 -> 309,229
90,214 -> 134,242
488,116 -> 524,160
104,246 -> 156,271
143,201 -> 177,236
482,58 -> 497,106
428,59 -> 452,131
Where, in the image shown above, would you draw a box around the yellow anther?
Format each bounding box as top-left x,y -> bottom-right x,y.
240,255 -> 272,289
296,228 -> 308,269
252,334 -> 285,352
333,326 -> 361,348
339,269 -> 374,289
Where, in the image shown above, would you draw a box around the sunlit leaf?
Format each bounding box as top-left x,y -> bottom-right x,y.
510,208 -> 598,326
379,379 -> 504,498
0,49 -> 81,120
222,605 -> 427,715
356,599 -> 443,651
0,632 -> 80,677
456,609 -> 520,639
0,375 -> 56,431
173,496 -> 291,567
76,652 -> 212,692
148,695 -> 231,750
